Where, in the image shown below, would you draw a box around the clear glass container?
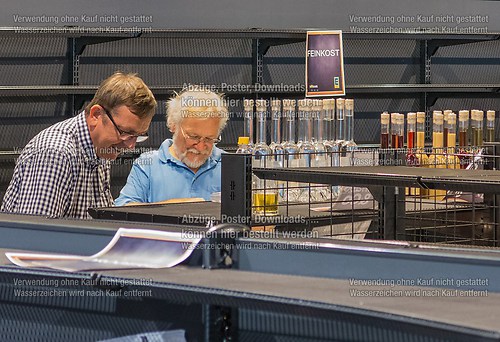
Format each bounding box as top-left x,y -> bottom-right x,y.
252,99 -> 278,216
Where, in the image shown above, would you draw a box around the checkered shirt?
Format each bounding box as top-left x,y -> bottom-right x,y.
1,112 -> 113,219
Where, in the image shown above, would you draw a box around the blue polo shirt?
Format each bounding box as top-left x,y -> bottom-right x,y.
115,139 -> 223,205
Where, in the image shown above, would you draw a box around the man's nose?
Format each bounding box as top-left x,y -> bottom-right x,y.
121,137 -> 137,149
193,140 -> 210,150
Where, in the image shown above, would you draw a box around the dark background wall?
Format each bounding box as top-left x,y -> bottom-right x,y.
1,0 -> 499,31
1,0 -> 500,201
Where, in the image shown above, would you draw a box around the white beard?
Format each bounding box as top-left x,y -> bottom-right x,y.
173,137 -> 212,169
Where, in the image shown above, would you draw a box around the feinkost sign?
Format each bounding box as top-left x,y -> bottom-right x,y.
305,30 -> 345,97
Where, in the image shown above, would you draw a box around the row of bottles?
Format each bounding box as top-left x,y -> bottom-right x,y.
381,109 -> 496,200
238,97 -> 357,214
381,110 -> 496,150
242,98 -> 357,162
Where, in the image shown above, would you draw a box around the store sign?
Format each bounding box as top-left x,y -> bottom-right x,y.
305,30 -> 345,97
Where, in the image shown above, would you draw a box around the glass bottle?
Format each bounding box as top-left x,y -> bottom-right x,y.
397,113 -> 404,149
335,98 -> 346,150
298,99 -> 315,167
297,99 -> 315,202
406,113 -> 418,166
344,99 -> 357,150
428,112 -> 447,200
269,99 -> 284,168
416,112 -> 429,196
472,110 -> 484,147
312,99 -> 328,166
391,113 -> 399,150
406,112 -> 419,195
311,99 -> 331,201
323,99 -> 335,146
380,112 -> 390,149
458,110 -> 470,169
236,136 -> 251,154
252,99 -> 278,216
443,110 -> 452,149
281,99 -> 300,202
486,110 -> 495,143
446,112 -> 460,169
243,99 -> 254,147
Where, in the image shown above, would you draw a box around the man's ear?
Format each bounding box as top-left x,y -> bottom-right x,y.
170,123 -> 177,134
87,105 -> 103,129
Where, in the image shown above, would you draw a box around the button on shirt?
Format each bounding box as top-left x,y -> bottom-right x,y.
1,112 -> 113,219
115,139 -> 223,205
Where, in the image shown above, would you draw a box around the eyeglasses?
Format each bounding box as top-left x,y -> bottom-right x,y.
101,106 -> 149,143
179,126 -> 221,145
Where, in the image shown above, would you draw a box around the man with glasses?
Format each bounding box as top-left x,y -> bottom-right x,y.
115,89 -> 228,205
1,72 -> 157,218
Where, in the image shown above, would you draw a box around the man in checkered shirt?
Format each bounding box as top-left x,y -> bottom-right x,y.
1,72 -> 157,219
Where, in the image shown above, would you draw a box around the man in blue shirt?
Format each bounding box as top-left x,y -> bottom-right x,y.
115,89 -> 229,205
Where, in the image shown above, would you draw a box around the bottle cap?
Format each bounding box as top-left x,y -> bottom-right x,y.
417,112 -> 426,124
477,110 -> 484,121
447,112 -> 456,125
271,99 -> 281,110
433,112 -> 444,125
391,112 -> 399,123
312,99 -> 323,111
459,110 -> 469,121
487,110 -> 495,121
381,112 -> 390,124
243,99 -> 254,111
345,99 -> 354,110
255,99 -> 267,109
238,136 -> 250,145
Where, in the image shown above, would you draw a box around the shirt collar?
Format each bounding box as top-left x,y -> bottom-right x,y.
76,111 -> 100,163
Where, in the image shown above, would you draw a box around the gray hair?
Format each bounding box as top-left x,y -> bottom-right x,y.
166,89 -> 229,133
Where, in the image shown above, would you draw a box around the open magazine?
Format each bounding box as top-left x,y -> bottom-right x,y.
6,228 -> 204,272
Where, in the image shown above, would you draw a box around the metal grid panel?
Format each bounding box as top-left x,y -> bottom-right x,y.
352,98 -> 421,144
82,37 -> 252,57
0,117 -> 62,150
79,63 -> 252,88
79,37 -> 253,86
432,40 -> 500,84
263,39 -> 422,86
253,148 -> 500,248
264,41 -> 305,86
0,64 -> 67,86
345,39 -> 421,58
0,37 -> 68,85
434,40 -> 500,58
0,96 -> 69,118
344,39 -> 421,85
0,37 -> 68,57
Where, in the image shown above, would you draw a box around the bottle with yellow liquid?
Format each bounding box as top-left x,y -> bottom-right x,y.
458,110 -> 470,169
471,110 -> 484,147
486,110 -> 495,143
445,112 -> 460,170
252,99 -> 279,216
416,112 -> 429,196
428,111 -> 447,201
405,113 -> 420,195
281,99 -> 301,202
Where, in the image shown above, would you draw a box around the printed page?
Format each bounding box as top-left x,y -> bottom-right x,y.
6,228 -> 202,272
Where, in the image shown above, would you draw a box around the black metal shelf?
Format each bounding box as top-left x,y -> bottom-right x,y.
1,27 -> 499,40
253,166 -> 500,193
2,84 -> 500,97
